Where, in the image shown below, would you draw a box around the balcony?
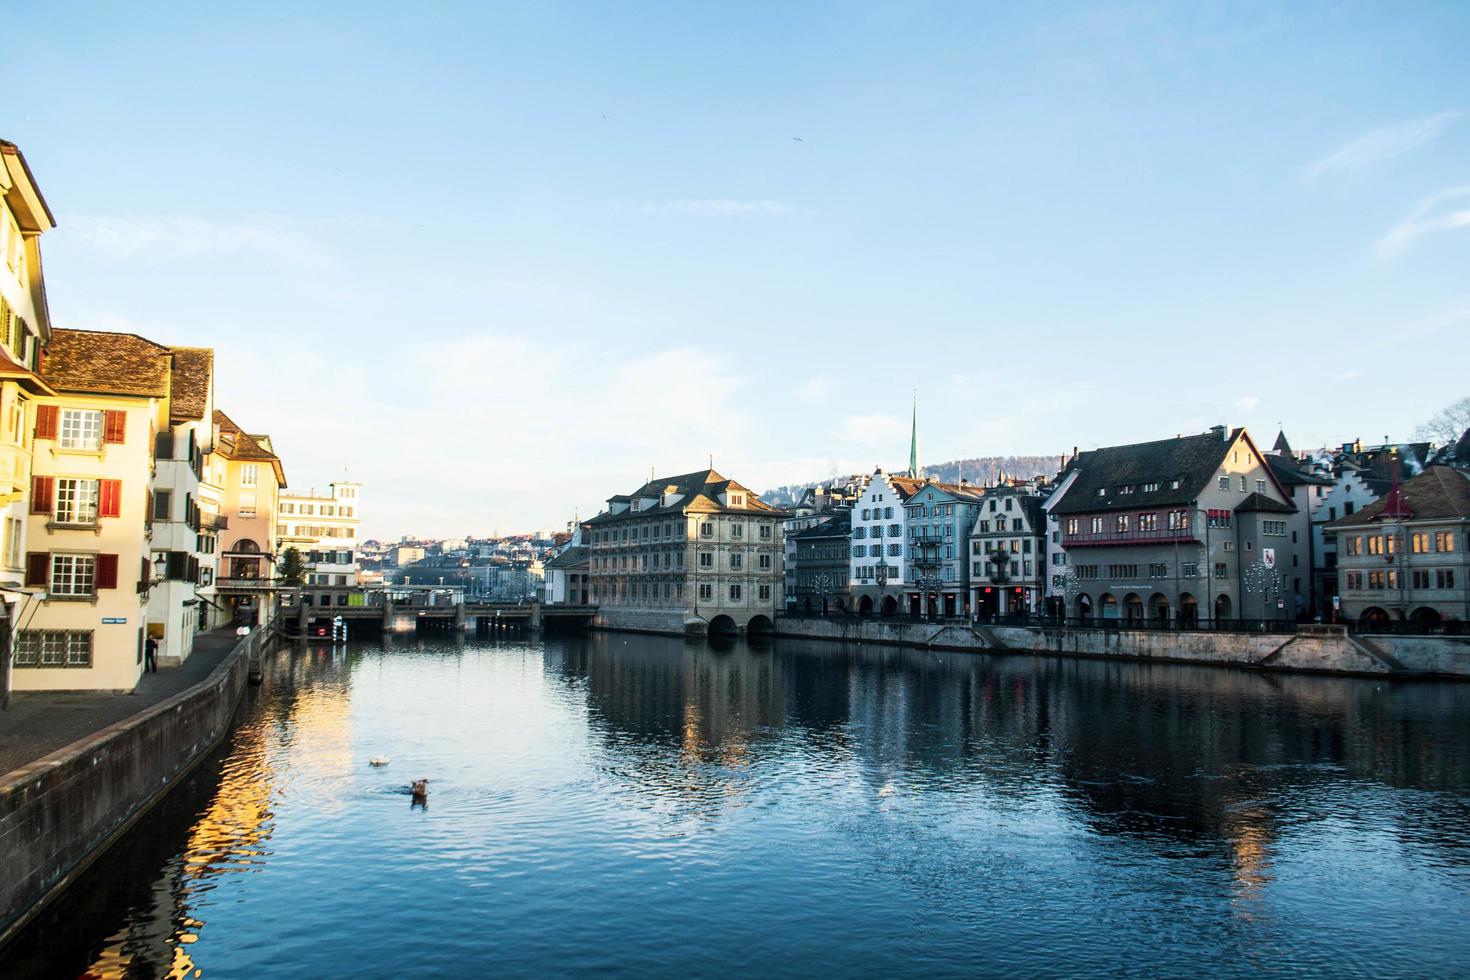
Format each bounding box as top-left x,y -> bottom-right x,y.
201,513 -> 229,531
1062,527 -> 1199,548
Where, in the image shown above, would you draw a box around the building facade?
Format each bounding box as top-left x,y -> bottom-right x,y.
790,515 -> 851,614
847,469 -> 920,614
17,330 -> 173,691
1048,426 -> 1297,624
145,346 -> 215,666
904,480 -> 989,618
968,481 -> 1046,619
278,481 -> 362,587
586,469 -> 786,635
210,409 -> 286,626
1325,466 -> 1470,626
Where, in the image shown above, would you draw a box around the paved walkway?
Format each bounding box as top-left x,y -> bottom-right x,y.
0,628 -> 245,778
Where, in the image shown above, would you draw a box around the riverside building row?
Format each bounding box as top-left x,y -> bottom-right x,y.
0,138 -> 363,694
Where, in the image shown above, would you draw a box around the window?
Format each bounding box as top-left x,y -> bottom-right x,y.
1437,569 -> 1456,589
1411,569 -> 1430,589
1368,536 -> 1384,556
1149,563 -> 1168,577
759,524 -> 772,540
1345,571 -> 1363,590
2,516 -> 20,569
1065,518 -> 1079,535
1182,562 -> 1199,577
1256,480 -> 1266,493
729,584 -> 743,601
729,552 -> 743,569
700,522 -> 714,538
758,554 -> 771,569
1411,532 -> 1429,554
699,551 -> 713,567
731,522 -> 744,539
14,630 -> 93,668
1214,562 -> 1228,578
1115,514 -> 1129,533
1218,476 -> 1230,491
759,584 -> 770,600
50,553 -> 97,596
55,478 -> 100,524
152,488 -> 172,522
59,409 -> 103,450
1239,475 -> 1247,492
1138,513 -> 1158,532
699,583 -> 713,600
1435,531 -> 1456,553
240,463 -> 259,487
1346,535 -> 1362,556
239,492 -> 257,517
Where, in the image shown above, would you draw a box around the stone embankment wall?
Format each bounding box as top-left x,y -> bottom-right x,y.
0,634 -> 254,947
771,618 -> 1470,679
594,608 -> 701,635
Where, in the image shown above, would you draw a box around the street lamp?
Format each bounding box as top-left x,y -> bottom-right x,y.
140,552 -> 170,602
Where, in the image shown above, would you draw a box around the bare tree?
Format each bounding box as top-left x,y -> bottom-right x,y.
1414,396 -> 1470,444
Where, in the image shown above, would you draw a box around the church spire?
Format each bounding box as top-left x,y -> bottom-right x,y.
908,390 -> 922,479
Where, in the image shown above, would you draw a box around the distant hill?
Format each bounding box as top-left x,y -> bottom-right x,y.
760,455 -> 1062,508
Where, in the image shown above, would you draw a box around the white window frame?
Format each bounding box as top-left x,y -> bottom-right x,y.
54,478 -> 100,525
59,409 -> 103,451
50,553 -> 97,597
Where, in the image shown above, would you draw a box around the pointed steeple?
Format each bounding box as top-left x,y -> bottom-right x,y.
908,390 -> 922,479
1272,429 -> 1293,456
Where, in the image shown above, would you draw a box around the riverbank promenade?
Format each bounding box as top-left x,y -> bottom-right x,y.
0,628 -> 244,776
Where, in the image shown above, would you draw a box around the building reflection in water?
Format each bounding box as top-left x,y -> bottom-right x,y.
6,647 -> 355,980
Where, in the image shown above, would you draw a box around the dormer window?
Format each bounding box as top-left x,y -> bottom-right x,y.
730,494 -> 744,507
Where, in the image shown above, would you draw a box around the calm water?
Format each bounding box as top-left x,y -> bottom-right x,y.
5,633 -> 1470,978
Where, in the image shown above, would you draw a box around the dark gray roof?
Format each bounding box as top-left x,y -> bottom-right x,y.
544,545 -> 588,569
791,516 -> 851,540
1266,454 -> 1333,487
1235,491 -> 1296,514
1052,431 -> 1232,515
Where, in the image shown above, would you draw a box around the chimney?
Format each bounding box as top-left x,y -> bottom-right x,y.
1209,424 -> 1227,441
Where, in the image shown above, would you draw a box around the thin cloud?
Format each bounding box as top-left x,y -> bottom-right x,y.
1375,186 -> 1470,258
1301,110 -> 1462,186
644,199 -> 790,217
64,214 -> 328,265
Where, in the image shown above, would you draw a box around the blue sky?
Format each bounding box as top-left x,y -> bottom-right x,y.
5,1 -> 1468,538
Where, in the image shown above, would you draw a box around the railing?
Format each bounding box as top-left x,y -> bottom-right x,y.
1351,619 -> 1467,637
1062,528 -> 1198,548
776,610 -> 1300,634
200,513 -> 229,530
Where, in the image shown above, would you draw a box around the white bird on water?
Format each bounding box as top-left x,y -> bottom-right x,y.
369,757 -> 390,767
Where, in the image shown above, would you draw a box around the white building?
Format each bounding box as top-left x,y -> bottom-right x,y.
277,481 -> 361,586
848,469 -> 923,605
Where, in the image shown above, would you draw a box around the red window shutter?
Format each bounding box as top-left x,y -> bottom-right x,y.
25,552 -> 49,587
34,405 -> 57,440
103,410 -> 127,444
99,479 -> 122,518
96,553 -> 119,590
30,476 -> 53,514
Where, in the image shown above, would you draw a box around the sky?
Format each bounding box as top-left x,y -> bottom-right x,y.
4,1 -> 1468,540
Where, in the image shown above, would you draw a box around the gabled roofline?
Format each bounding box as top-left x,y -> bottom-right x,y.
0,140 -> 57,230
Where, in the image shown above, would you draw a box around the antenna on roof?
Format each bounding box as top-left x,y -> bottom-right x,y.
709,452 -> 713,469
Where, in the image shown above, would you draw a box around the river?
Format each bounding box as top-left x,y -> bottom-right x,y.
4,633 -> 1469,977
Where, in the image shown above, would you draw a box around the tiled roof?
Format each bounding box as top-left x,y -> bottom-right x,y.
587,468 -> 789,524
169,346 -> 213,421
213,409 -> 279,461
1051,431 -> 1233,515
1326,466 -> 1470,527
0,348 -> 55,395
41,329 -> 171,397
1235,491 -> 1296,514
887,475 -> 987,504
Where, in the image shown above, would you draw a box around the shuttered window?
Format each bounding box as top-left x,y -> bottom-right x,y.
102,410 -> 126,444
99,479 -> 123,519
34,404 -> 57,441
30,475 -> 53,514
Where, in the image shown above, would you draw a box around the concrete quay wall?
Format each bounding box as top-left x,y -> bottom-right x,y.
770,618 -> 1470,679
0,634 -> 254,947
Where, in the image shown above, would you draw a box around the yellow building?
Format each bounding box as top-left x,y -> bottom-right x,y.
17,330 -> 173,691
0,140 -> 57,697
209,409 -> 286,626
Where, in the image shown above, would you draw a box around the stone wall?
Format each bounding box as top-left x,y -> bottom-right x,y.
595,607 -> 701,635
770,617 -> 1470,678
0,633 -> 253,946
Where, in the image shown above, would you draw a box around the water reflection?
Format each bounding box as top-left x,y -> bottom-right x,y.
4,634 -> 1469,978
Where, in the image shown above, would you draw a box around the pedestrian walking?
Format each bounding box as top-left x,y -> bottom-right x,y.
145,635 -> 159,673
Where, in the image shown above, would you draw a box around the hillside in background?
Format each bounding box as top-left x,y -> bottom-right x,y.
759,455 -> 1062,508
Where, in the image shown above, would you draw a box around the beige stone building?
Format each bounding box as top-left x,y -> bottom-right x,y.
18,330 -> 173,690
277,480 -> 361,596
586,469 -> 787,635
210,409 -> 286,626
